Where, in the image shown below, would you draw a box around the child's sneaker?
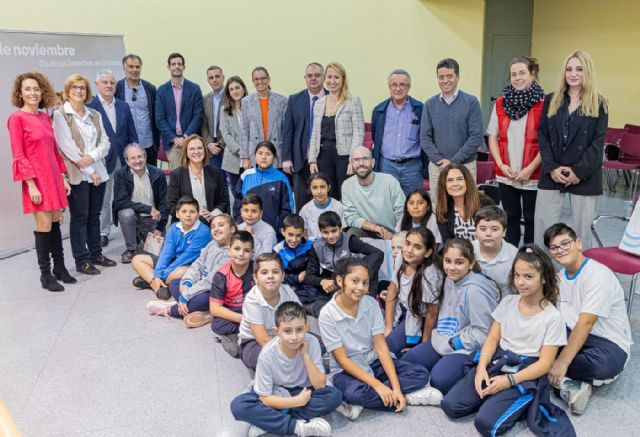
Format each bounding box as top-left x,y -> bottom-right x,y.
559,378 -> 592,415
220,334 -> 240,358
336,402 -> 363,421
295,417 -> 331,436
184,311 -> 213,328
406,385 -> 443,406
146,300 -> 173,319
247,425 -> 267,437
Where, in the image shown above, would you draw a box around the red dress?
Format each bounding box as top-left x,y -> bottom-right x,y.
8,110 -> 68,214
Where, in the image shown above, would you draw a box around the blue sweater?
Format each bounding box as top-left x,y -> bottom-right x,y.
234,165 -> 295,232
419,90 -> 483,164
154,220 -> 211,280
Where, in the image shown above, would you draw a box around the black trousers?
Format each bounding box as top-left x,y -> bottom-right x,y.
293,163 -> 312,211
316,143 -> 349,201
498,183 -> 537,246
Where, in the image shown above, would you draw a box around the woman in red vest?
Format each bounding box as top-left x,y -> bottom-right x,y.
487,56 -> 545,245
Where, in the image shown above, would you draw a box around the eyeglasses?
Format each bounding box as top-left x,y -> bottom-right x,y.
253,76 -> 269,83
351,157 -> 372,164
131,87 -> 138,102
548,239 -> 574,253
70,85 -> 86,92
305,73 -> 323,79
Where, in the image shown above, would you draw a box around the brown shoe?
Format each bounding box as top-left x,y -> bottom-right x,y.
184,311 -> 213,328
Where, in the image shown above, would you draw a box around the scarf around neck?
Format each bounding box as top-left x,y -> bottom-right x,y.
501,81 -> 544,120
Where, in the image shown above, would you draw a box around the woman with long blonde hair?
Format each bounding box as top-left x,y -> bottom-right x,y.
308,62 -> 364,200
534,51 -> 608,249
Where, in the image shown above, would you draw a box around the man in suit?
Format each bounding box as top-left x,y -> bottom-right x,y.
202,65 -> 225,170
112,144 -> 168,263
155,52 -> 204,170
115,54 -> 159,166
371,69 -> 425,195
88,69 -> 138,248
281,62 -> 326,209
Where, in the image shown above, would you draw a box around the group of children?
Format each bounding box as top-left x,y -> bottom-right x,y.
121,148 -> 631,436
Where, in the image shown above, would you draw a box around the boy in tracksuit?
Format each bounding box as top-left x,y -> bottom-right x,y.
273,214 -> 318,307
304,211 -> 384,317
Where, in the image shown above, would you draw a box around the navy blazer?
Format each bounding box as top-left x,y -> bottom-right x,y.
371,96 -> 427,174
87,96 -> 138,174
155,78 -> 204,150
281,88 -> 327,172
115,78 -> 159,149
112,164 -> 168,231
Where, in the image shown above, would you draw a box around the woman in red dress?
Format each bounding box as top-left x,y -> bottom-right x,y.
8,72 -> 75,291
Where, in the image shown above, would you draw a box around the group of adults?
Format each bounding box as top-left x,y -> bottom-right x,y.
8,49 -> 608,292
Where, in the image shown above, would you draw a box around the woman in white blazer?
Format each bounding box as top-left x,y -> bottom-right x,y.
308,62 -> 364,200
239,66 -> 288,169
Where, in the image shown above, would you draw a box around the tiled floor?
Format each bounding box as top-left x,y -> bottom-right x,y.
1,190 -> 638,436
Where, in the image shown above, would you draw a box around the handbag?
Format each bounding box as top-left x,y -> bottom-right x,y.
143,232 -> 164,256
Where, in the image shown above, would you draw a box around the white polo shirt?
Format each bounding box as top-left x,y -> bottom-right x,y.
472,239 -> 518,294
319,294 -> 385,380
557,258 -> 633,356
238,284 -> 301,342
253,333 -> 324,395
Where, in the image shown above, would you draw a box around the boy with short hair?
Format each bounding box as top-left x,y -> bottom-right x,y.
544,223 -> 632,415
237,193 -> 277,258
209,230 -> 255,357
472,205 -> 518,293
273,214 -> 319,306
230,301 -> 342,437
131,196 -> 211,299
304,211 -> 384,317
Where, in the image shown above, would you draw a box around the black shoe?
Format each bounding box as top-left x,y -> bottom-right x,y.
100,235 -> 109,247
76,262 -> 101,275
53,266 -> 77,284
132,276 -> 151,289
121,250 -> 137,264
40,271 -> 64,292
156,286 -> 171,300
91,254 -> 117,267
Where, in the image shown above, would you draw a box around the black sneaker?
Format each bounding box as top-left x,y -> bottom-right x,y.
100,235 -> 109,247
91,254 -> 117,267
76,262 -> 101,275
121,250 -> 137,264
132,276 -> 151,289
156,286 -> 171,300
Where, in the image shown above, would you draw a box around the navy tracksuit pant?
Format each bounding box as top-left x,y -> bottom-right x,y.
333,358 -> 429,411
441,348 -> 576,437
230,386 -> 342,435
565,329 -> 627,383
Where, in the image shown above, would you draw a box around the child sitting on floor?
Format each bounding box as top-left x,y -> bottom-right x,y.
230,301 -> 342,437
237,193 -> 277,258
298,172 -> 345,241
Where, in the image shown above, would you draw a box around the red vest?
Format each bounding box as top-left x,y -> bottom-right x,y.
494,96 -> 544,180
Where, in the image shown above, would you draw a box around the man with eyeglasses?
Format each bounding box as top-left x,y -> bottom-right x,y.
281,62 -> 327,209
342,146 -> 405,239
115,54 -> 159,166
420,58 -> 483,207
543,222 -> 632,416
88,69 -> 138,248
371,69 -> 426,195
155,52 -> 204,170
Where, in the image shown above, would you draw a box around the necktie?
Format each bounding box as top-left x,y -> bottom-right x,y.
309,95 -> 319,143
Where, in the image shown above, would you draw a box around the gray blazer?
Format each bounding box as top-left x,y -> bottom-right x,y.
219,109 -> 242,174
308,95 -> 365,163
239,91 -> 288,167
202,91 -> 224,147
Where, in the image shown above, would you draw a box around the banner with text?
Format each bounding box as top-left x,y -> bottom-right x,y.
0,30 -> 125,257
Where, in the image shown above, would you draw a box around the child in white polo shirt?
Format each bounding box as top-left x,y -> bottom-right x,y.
319,258 -> 441,421
472,206 -> 518,294
230,301 -> 342,436
544,223 -> 632,415
238,253 -> 301,371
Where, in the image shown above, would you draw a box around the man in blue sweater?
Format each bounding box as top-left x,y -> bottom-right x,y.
420,58 -> 483,207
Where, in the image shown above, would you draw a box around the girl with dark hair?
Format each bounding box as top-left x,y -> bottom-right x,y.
397,189 -> 442,245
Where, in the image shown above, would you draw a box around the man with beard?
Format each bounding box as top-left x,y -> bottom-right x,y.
341,146 -> 405,239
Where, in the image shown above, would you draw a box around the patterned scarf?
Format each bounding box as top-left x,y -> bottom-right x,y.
501,81 -> 545,120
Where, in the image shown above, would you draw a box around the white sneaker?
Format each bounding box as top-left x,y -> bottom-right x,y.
295,417 -> 332,436
247,425 -> 267,437
406,385 -> 443,406
145,300 -> 173,318
559,378 -> 592,415
336,402 -> 363,421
